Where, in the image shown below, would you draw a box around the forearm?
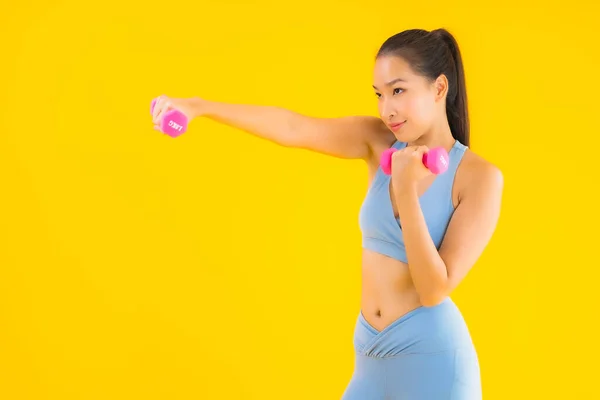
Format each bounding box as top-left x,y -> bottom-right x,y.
395,184 -> 449,306
198,98 -> 308,147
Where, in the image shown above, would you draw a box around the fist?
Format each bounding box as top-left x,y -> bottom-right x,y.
390,145 -> 432,186
151,95 -> 204,130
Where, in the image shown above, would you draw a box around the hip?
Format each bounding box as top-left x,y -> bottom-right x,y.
353,297 -> 476,358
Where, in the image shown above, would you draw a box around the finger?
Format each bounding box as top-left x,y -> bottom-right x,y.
152,96 -> 163,124
155,99 -> 172,125
413,145 -> 429,155
152,95 -> 167,124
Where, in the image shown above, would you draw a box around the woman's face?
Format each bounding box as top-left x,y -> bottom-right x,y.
372,55 -> 446,142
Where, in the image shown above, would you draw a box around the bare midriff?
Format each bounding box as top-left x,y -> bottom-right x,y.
360,248 -> 423,332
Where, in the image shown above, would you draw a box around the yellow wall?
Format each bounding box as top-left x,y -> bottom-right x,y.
1,1 -> 598,398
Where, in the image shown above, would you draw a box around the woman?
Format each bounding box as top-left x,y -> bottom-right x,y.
151,28 -> 503,399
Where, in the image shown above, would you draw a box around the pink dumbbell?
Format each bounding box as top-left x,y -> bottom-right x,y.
381,146 -> 449,175
150,98 -> 188,138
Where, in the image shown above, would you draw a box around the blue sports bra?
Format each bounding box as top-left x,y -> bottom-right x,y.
358,139 -> 468,263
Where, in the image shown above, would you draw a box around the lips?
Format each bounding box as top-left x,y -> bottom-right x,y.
389,121 -> 406,132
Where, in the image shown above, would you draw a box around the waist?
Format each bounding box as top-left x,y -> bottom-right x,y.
353,297 -> 474,358
361,248 -> 418,327
362,236 -> 408,263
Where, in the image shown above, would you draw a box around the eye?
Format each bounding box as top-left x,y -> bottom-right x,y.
393,88 -> 404,95
374,92 -> 382,98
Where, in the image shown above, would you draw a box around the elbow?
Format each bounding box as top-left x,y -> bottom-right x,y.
282,112 -> 307,148
418,287 -> 448,308
419,296 -> 446,308
417,264 -> 451,307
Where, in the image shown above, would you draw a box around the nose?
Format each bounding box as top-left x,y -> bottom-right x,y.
380,99 -> 397,120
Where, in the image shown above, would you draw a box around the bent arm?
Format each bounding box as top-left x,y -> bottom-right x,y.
395,163 -> 504,306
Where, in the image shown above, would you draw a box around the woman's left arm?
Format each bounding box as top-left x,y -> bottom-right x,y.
395,162 -> 504,306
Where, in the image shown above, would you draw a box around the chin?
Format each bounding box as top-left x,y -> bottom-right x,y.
393,130 -> 419,144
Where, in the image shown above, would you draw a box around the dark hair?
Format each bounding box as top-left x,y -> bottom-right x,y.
376,28 -> 469,147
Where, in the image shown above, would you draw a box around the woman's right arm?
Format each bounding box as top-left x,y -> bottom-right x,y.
151,96 -> 392,162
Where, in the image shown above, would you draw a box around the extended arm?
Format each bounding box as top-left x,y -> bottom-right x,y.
201,99 -> 390,161
152,96 -> 393,161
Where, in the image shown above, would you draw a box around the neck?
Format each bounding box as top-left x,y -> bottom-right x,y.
408,120 -> 456,152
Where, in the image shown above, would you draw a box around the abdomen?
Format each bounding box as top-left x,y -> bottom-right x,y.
360,249 -> 423,331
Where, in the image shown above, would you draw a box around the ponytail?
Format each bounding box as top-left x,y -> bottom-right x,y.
433,29 -> 470,147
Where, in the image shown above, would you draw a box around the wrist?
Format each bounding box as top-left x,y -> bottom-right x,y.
395,184 -> 419,221
394,179 -> 418,197
190,97 -> 211,119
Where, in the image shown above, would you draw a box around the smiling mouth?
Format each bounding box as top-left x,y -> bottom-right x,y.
389,121 -> 406,131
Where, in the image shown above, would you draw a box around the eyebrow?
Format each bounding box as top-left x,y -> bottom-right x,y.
372,78 -> 406,90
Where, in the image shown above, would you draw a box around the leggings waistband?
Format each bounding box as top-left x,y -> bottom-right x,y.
353,297 -> 475,358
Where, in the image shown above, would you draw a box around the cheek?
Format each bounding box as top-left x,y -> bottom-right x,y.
377,102 -> 384,117
407,94 -> 434,124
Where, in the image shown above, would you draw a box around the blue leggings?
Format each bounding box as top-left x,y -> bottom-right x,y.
342,297 -> 481,400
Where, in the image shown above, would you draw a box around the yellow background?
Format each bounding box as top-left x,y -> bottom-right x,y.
1,0 -> 598,399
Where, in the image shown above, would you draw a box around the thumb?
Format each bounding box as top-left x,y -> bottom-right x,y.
411,145 -> 429,159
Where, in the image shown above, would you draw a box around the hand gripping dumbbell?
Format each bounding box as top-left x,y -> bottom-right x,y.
380,146 -> 449,175
150,98 -> 188,138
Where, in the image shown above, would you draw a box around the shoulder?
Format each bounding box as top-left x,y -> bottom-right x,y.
357,116 -> 397,166
361,116 -> 396,148
457,148 -> 504,203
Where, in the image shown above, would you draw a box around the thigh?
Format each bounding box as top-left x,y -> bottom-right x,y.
386,348 -> 481,400
341,356 -> 386,400
341,376 -> 385,400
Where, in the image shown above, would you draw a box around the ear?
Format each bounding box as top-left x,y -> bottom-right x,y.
433,74 -> 449,102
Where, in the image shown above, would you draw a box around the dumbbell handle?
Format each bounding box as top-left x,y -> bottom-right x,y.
150,98 -> 188,138
380,147 -> 449,175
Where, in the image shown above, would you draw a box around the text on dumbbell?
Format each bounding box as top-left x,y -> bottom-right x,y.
168,121 -> 183,131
